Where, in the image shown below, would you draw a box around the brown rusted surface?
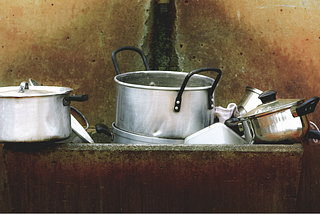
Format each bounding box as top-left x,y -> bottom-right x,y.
0,0 -> 152,128
175,0 -> 320,126
296,142 -> 320,212
0,0 -> 319,211
0,144 -> 12,212
1,0 -> 320,128
2,143 -> 302,212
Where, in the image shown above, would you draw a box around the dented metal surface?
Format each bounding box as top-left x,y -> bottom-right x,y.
2,143 -> 303,212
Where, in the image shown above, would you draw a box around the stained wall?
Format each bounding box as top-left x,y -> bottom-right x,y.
1,0 -> 320,127
0,0 -> 152,127
1,1 -> 320,212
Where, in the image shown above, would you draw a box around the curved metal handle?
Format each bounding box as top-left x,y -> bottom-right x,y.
28,78 -> 42,86
224,117 -> 244,136
173,67 -> 222,112
308,129 -> 320,140
95,123 -> 112,137
111,46 -> 150,75
71,106 -> 89,130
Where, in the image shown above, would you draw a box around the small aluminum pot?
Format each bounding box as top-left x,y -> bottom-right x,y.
0,82 -> 88,143
225,90 -> 320,144
237,86 -> 263,116
112,46 -> 222,139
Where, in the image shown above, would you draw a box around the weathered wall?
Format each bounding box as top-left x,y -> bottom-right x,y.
0,0 -> 152,128
175,0 -> 320,117
1,0 -> 320,127
1,1 -> 320,212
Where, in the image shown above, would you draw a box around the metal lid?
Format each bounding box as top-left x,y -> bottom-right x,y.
240,90 -> 305,118
0,85 -> 73,97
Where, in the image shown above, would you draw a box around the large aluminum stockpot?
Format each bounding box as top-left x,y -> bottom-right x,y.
0,82 -> 88,143
112,46 -> 222,139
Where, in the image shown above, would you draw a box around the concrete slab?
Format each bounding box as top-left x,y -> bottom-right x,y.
2,142 -> 303,212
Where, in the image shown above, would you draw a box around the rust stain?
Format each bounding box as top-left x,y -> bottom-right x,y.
0,0 -> 148,127
175,0 -> 320,127
2,146 -> 302,212
1,0 -> 320,127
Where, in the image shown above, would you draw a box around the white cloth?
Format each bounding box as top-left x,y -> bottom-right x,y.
214,103 -> 240,123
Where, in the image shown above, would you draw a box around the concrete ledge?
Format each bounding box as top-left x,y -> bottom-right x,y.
2,142 -> 303,213
60,142 -> 303,152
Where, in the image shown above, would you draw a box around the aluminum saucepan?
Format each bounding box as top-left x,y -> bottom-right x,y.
29,78 -> 94,143
112,46 -> 222,139
0,81 -> 88,143
225,90 -> 320,144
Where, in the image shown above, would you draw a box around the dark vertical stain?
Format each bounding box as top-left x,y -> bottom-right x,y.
149,1 -> 178,71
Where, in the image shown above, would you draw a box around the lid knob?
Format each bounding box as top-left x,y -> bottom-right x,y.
258,90 -> 277,104
19,81 -> 29,93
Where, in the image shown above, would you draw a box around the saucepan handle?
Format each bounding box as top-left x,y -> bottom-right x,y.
63,94 -> 89,106
293,96 -> 320,117
95,123 -> 112,137
71,106 -> 89,130
307,129 -> 320,140
224,117 -> 244,136
174,67 -> 222,112
112,46 -> 150,75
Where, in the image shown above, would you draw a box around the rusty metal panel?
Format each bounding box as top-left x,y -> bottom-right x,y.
2,143 -> 302,212
296,142 -> 320,212
0,144 -> 12,212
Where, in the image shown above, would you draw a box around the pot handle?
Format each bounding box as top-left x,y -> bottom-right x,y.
63,94 -> 89,106
307,129 -> 320,140
174,67 -> 222,112
224,117 -> 244,136
71,106 -> 89,130
95,123 -> 112,137
258,90 -> 277,103
292,96 -> 320,117
112,46 -> 150,75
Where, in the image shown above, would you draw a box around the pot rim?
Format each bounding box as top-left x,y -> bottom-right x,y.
0,86 -> 73,98
114,71 -> 215,91
240,99 -> 305,119
112,122 -> 183,144
245,86 -> 263,95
